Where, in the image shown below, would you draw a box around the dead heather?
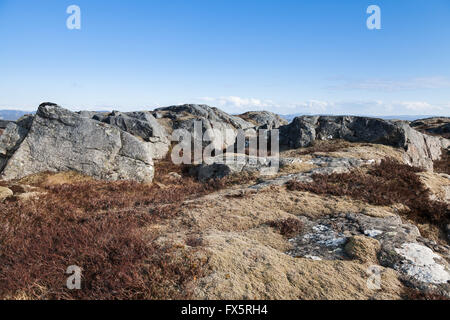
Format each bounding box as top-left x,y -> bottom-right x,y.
402,287 -> 450,300
286,158 -> 450,232
433,148 -> 450,175
0,159 -> 246,300
266,218 -> 304,238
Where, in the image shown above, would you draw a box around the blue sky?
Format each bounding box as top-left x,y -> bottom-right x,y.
1,0 -> 449,116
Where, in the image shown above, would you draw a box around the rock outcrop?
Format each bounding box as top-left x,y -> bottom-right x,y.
279,116 -> 450,170
88,110 -> 170,159
288,212 -> 450,295
152,104 -> 253,150
0,115 -> 34,172
237,111 -> 288,129
0,103 -> 155,183
0,119 -> 12,129
411,117 -> 450,139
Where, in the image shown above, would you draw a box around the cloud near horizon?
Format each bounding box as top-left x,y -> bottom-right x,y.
197,96 -> 450,116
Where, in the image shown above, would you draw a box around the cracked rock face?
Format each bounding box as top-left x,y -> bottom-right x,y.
288,213 -> 450,295
153,104 -> 254,150
237,111 -> 288,129
278,116 -> 450,170
0,104 -> 155,183
90,110 -> 170,160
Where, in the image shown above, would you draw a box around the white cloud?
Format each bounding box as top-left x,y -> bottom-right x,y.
198,96 -> 278,112
196,96 -> 450,116
197,96 -> 332,114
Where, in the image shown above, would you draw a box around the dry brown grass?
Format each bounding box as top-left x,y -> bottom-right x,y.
434,148 -> 450,175
286,158 -> 450,231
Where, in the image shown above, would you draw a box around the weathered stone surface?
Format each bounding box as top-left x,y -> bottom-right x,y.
393,243 -> 450,284
92,110 -> 170,159
194,153 -> 376,182
287,212 -> 450,295
194,154 -> 279,181
279,116 -> 450,170
0,103 -> 154,183
411,117 -> 450,139
237,111 -> 288,129
153,104 -> 253,150
155,104 -> 252,129
0,115 -> 34,172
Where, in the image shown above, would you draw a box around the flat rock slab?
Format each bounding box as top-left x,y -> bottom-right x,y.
287,213 -> 450,296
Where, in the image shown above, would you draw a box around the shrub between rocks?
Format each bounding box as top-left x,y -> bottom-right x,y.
286,158 -> 450,231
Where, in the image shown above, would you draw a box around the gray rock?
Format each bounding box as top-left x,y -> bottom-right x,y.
237,111 -> 288,129
0,119 -> 13,129
155,104 -> 252,129
195,154 -> 279,181
410,117 -> 450,138
279,116 -> 449,170
288,212 -> 450,295
0,103 -> 154,183
92,110 -> 170,159
0,115 -> 34,172
153,104 -> 253,150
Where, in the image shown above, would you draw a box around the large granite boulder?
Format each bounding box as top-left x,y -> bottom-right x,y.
0,103 -> 155,183
237,111 -> 288,129
410,117 -> 450,139
152,104 -> 253,150
0,115 -> 34,172
279,116 -> 450,170
90,110 -> 170,159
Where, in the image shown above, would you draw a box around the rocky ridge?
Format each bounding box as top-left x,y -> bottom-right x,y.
0,103 -> 449,300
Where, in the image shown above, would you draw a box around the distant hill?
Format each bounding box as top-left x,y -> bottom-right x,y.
0,110 -> 34,121
280,114 -> 442,123
0,108 -> 445,124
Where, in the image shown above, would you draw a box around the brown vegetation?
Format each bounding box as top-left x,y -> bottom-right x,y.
286,158 -> 450,230
287,140 -> 354,156
266,218 -> 304,238
433,148 -> 450,175
0,158 -> 248,300
402,287 -> 450,300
